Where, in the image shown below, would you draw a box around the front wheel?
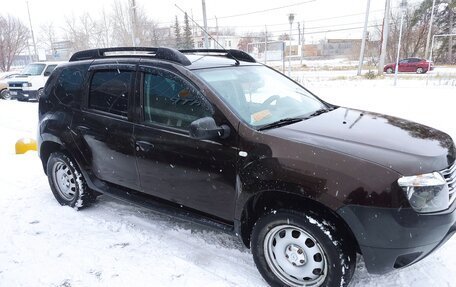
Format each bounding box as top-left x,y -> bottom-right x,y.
251,210 -> 356,287
1,89 -> 10,100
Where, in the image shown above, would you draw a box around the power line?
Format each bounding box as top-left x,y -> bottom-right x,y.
212,0 -> 316,20
267,24 -> 383,37
154,0 -> 316,26
219,20 -> 380,32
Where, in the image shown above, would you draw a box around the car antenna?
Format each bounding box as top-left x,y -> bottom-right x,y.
174,4 -> 241,66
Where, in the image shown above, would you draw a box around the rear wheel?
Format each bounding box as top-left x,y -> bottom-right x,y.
47,152 -> 97,209
251,210 -> 355,287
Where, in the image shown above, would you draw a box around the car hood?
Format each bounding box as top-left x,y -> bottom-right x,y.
265,107 -> 455,175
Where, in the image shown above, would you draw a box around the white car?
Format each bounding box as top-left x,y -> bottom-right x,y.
8,62 -> 64,101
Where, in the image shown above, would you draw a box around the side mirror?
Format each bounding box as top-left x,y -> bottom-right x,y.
189,117 -> 230,140
44,71 -> 51,76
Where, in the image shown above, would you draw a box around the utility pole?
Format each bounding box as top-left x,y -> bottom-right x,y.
424,0 -> 437,59
449,6 -> 453,64
378,0 -> 391,75
25,0 -> 38,61
357,0 -> 371,76
215,16 -> 219,46
202,0 -> 209,48
301,21 -> 305,66
394,0 -> 407,86
130,0 -> 137,47
264,25 -> 268,64
288,13 -> 295,76
298,22 -> 301,44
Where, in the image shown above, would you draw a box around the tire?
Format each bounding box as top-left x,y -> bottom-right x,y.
251,210 -> 356,287
47,152 -> 97,209
0,89 -> 10,100
386,67 -> 393,74
416,67 -> 424,74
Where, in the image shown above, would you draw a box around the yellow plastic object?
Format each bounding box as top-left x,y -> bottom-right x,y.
15,138 -> 37,154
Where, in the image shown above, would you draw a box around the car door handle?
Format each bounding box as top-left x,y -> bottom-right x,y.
76,126 -> 90,131
136,141 -> 154,152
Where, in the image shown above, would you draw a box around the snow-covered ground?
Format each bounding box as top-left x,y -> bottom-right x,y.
0,78 -> 455,287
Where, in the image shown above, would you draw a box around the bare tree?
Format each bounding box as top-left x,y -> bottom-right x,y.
0,14 -> 29,71
99,8 -> 112,48
238,33 -> 257,51
111,0 -> 134,46
278,33 -> 290,41
110,0 -> 160,47
37,21 -> 56,52
62,12 -> 102,52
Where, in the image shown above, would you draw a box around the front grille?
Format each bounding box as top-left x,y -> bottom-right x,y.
8,82 -> 25,88
441,161 -> 456,206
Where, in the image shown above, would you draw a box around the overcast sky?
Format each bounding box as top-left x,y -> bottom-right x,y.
2,0 -> 420,42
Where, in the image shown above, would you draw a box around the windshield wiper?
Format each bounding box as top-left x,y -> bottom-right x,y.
258,117 -> 304,131
307,108 -> 329,117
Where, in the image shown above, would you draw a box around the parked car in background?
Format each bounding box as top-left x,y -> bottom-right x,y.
0,72 -> 20,100
384,58 -> 434,74
8,62 -> 63,101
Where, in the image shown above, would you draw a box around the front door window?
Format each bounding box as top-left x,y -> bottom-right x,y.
143,70 -> 213,129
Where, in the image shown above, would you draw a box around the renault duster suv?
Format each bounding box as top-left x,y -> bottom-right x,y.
38,47 -> 456,287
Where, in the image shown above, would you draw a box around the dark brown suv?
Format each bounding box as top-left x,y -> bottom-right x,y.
38,47 -> 456,287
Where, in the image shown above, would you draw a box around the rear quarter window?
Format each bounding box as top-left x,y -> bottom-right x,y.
52,65 -> 89,105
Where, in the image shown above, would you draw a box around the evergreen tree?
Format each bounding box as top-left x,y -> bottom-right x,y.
183,13 -> 195,49
174,16 -> 182,49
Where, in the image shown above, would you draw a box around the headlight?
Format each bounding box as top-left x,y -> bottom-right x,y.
22,82 -> 32,87
398,172 -> 449,213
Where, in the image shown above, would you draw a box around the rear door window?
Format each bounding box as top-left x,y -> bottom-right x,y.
88,70 -> 133,117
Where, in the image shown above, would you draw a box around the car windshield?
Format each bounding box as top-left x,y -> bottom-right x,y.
21,64 -> 46,76
194,66 -> 326,127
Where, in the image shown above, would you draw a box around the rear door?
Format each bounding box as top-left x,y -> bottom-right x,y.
408,58 -> 421,71
133,66 -> 238,221
73,63 -> 141,190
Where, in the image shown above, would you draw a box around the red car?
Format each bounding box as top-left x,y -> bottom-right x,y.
384,57 -> 434,74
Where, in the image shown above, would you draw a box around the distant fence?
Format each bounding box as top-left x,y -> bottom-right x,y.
247,41 -> 285,69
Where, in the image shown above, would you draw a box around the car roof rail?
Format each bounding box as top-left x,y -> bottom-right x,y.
69,47 -> 192,66
179,49 -> 256,63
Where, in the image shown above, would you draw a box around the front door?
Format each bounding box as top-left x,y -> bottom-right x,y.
398,59 -> 410,72
134,67 -> 238,221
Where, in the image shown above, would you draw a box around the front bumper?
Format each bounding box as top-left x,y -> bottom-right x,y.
9,89 -> 38,101
337,204 -> 456,274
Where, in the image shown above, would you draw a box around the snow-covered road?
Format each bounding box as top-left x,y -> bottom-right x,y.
0,79 -> 455,287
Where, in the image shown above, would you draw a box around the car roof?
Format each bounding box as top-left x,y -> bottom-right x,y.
65,48 -> 260,71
